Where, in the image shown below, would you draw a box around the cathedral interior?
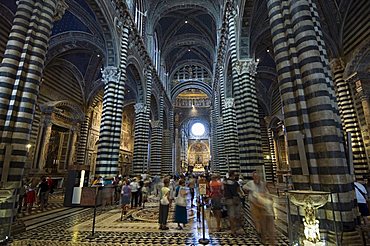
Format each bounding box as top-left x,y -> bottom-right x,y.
0,0 -> 369,245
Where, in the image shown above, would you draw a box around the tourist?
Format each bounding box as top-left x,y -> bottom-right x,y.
209,173 -> 223,231
130,177 -> 139,208
158,178 -> 171,230
188,175 -> 195,207
174,179 -> 188,229
142,181 -> 149,209
120,180 -> 131,219
223,171 -> 242,235
243,172 -> 275,244
138,176 -> 144,206
37,177 -> 49,211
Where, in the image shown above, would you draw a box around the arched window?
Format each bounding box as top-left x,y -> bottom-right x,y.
153,32 -> 160,71
134,0 -> 144,35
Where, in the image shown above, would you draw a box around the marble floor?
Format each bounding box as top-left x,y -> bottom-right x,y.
9,195 -> 289,246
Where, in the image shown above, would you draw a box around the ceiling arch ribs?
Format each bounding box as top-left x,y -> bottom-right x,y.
149,2 -> 219,33
0,3 -> 14,25
85,0 -> 118,66
66,0 -> 105,40
46,32 -> 106,65
47,58 -> 86,103
171,81 -> 213,102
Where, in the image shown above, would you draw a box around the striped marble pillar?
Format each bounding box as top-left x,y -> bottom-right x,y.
347,73 -> 370,169
95,66 -> 122,177
222,98 -> 240,172
331,58 -> 369,180
132,68 -> 152,175
150,120 -> 162,175
210,100 -> 219,171
0,0 -> 68,235
161,129 -> 172,175
76,110 -> 92,165
132,102 -> 149,175
233,60 -> 264,176
267,0 -> 356,229
95,19 -> 130,177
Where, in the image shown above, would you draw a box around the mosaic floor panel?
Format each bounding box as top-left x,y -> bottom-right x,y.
9,196 -> 289,246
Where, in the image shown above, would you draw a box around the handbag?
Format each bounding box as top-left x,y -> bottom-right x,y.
160,190 -> 169,205
175,187 -> 187,206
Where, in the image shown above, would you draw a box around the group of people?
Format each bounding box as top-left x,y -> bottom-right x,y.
18,176 -> 54,213
155,170 -> 275,244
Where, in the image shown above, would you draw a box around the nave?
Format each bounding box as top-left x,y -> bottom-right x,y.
10,193 -> 289,246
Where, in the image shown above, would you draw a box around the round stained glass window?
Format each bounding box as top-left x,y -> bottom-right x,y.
191,122 -> 205,136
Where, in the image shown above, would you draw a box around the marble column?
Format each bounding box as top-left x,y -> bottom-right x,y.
65,125 -> 78,169
233,59 -> 264,176
347,72 -> 370,164
267,0 -> 356,229
150,120 -> 162,175
161,129 -> 172,175
222,98 -> 240,173
331,58 -> 368,179
132,102 -> 149,175
38,115 -> 53,171
76,109 -> 92,165
0,0 -> 68,236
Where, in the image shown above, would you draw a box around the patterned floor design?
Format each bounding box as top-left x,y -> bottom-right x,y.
8,194 -> 289,246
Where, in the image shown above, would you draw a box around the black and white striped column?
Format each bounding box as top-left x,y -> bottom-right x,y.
95,66 -> 122,177
150,120 -> 162,175
222,98 -> 240,172
0,0 -> 67,233
95,18 -> 130,177
331,58 -> 369,180
132,67 -> 152,175
233,60 -> 264,176
76,110 -> 91,165
161,129 -> 172,175
267,0 -> 356,229
132,102 -> 149,175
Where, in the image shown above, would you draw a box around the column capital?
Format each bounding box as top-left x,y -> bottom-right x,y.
54,0 -> 68,21
224,98 -> 234,108
330,58 -> 345,72
101,66 -> 120,84
151,120 -> 161,128
115,14 -> 132,33
236,59 -> 258,75
134,102 -> 147,114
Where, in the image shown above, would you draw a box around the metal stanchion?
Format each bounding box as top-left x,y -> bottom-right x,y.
198,195 -> 209,245
87,186 -> 100,239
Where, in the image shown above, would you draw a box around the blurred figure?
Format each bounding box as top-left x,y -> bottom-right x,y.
244,172 -> 275,245
130,177 -> 139,208
209,173 -> 223,231
120,180 -> 131,219
141,181 -> 149,209
223,171 -> 242,235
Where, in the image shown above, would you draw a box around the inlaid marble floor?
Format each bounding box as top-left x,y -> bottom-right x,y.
9,196 -> 289,246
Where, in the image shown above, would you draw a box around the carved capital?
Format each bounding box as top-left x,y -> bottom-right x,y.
54,0 -> 68,21
236,59 -> 258,75
151,120 -> 161,128
330,58 -> 345,72
101,66 -> 120,84
134,103 -> 147,114
224,98 -> 234,108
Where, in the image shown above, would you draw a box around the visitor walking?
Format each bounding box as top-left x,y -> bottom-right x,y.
243,172 -> 275,244
223,171 -> 242,235
158,178 -> 171,230
174,179 -> 188,229
209,173 -> 223,231
130,177 -> 139,208
120,180 -> 131,219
